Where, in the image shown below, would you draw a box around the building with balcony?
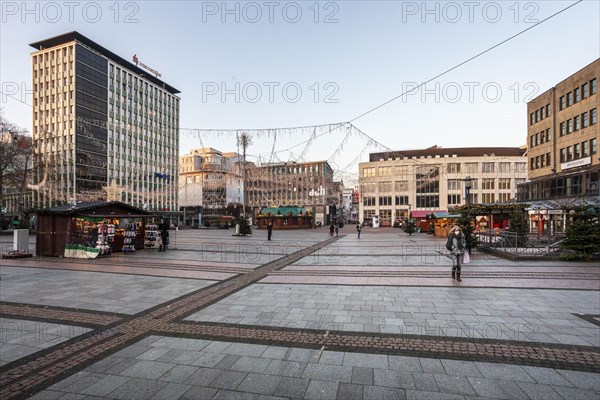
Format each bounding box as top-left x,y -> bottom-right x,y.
30,31 -> 180,211
359,146 -> 527,227
518,59 -> 599,233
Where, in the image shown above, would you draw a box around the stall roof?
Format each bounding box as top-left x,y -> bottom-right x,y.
452,202 -> 527,214
37,201 -> 151,217
525,196 -> 599,211
262,206 -> 307,216
411,210 -> 446,218
431,212 -> 461,219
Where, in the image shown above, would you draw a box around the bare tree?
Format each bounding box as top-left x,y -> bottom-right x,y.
0,112 -> 32,229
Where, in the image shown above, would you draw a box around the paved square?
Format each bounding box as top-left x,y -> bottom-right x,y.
0,266 -> 216,314
0,318 -> 91,366
1,228 -> 598,399
30,336 -> 600,400
185,284 -> 600,345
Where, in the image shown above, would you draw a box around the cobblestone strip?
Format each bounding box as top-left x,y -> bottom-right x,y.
0,302 -> 124,327
270,271 -> 600,279
156,322 -> 600,373
0,236 -> 342,400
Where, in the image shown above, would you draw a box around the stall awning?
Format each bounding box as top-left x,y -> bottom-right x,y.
525,196 -> 599,211
411,210 -> 446,218
431,212 -> 461,219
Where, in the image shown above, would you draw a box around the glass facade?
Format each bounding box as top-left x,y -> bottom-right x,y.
75,44 -> 108,197
517,172 -> 599,201
415,165 -> 439,209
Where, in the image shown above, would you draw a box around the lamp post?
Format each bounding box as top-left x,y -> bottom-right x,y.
463,176 -> 472,220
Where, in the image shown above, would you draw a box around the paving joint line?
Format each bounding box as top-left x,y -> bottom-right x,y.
0,302 -> 124,329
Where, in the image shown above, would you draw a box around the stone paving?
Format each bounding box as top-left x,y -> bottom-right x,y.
0,318 -> 91,366
185,285 -> 600,346
0,228 -> 598,399
30,336 -> 600,400
0,266 -> 216,314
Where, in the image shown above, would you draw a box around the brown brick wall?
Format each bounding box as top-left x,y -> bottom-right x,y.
527,59 -> 599,180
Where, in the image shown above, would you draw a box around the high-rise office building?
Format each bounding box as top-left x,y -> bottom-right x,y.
30,31 -> 180,211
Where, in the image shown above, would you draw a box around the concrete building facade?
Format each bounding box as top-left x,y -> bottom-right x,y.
30,31 -> 180,211
179,148 -> 243,226
359,147 -> 527,226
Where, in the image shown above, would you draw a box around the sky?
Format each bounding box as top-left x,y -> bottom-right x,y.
1,0 -> 599,181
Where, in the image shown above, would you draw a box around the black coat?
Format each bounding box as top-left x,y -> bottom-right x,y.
446,233 -> 465,252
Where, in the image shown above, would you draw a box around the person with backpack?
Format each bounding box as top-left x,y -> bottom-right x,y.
446,226 -> 465,281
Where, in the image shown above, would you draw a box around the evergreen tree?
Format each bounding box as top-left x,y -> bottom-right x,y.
508,210 -> 529,247
237,217 -> 252,236
560,207 -> 600,261
404,220 -> 416,236
457,213 -> 478,251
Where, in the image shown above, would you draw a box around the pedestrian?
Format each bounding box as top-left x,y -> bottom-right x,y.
446,226 -> 466,281
329,223 -> 335,237
160,222 -> 169,252
267,220 -> 273,241
334,222 -> 339,236
356,222 -> 362,239
157,230 -> 163,251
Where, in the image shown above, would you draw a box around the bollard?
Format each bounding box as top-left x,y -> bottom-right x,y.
13,229 -> 29,252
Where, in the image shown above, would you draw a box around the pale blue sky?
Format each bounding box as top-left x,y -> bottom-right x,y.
1,1 -> 599,177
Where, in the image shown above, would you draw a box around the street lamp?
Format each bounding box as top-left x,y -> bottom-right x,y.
464,176 -> 472,219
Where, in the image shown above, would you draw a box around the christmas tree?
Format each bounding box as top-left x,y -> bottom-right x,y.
508,210 -> 529,247
404,220 -> 416,236
237,217 -> 252,236
560,207 -> 600,261
457,213 -> 478,252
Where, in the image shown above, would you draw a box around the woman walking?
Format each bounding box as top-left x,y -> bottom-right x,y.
446,226 -> 466,281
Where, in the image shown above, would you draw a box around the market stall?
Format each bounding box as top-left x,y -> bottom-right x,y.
257,206 -> 313,229
428,212 -> 461,237
36,201 -> 152,258
450,202 -> 527,232
410,210 -> 447,233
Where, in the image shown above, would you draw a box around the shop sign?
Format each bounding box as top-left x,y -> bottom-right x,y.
561,157 -> 591,170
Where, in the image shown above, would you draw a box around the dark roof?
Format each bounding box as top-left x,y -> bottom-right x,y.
37,201 -> 151,216
30,31 -> 180,95
370,146 -> 526,162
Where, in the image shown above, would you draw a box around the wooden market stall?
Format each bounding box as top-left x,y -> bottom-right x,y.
410,210 -> 447,233
36,201 -> 152,258
450,202 -> 528,232
257,206 -> 313,230
429,212 -> 462,237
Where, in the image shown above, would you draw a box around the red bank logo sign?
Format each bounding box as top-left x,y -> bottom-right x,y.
132,54 -> 162,78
